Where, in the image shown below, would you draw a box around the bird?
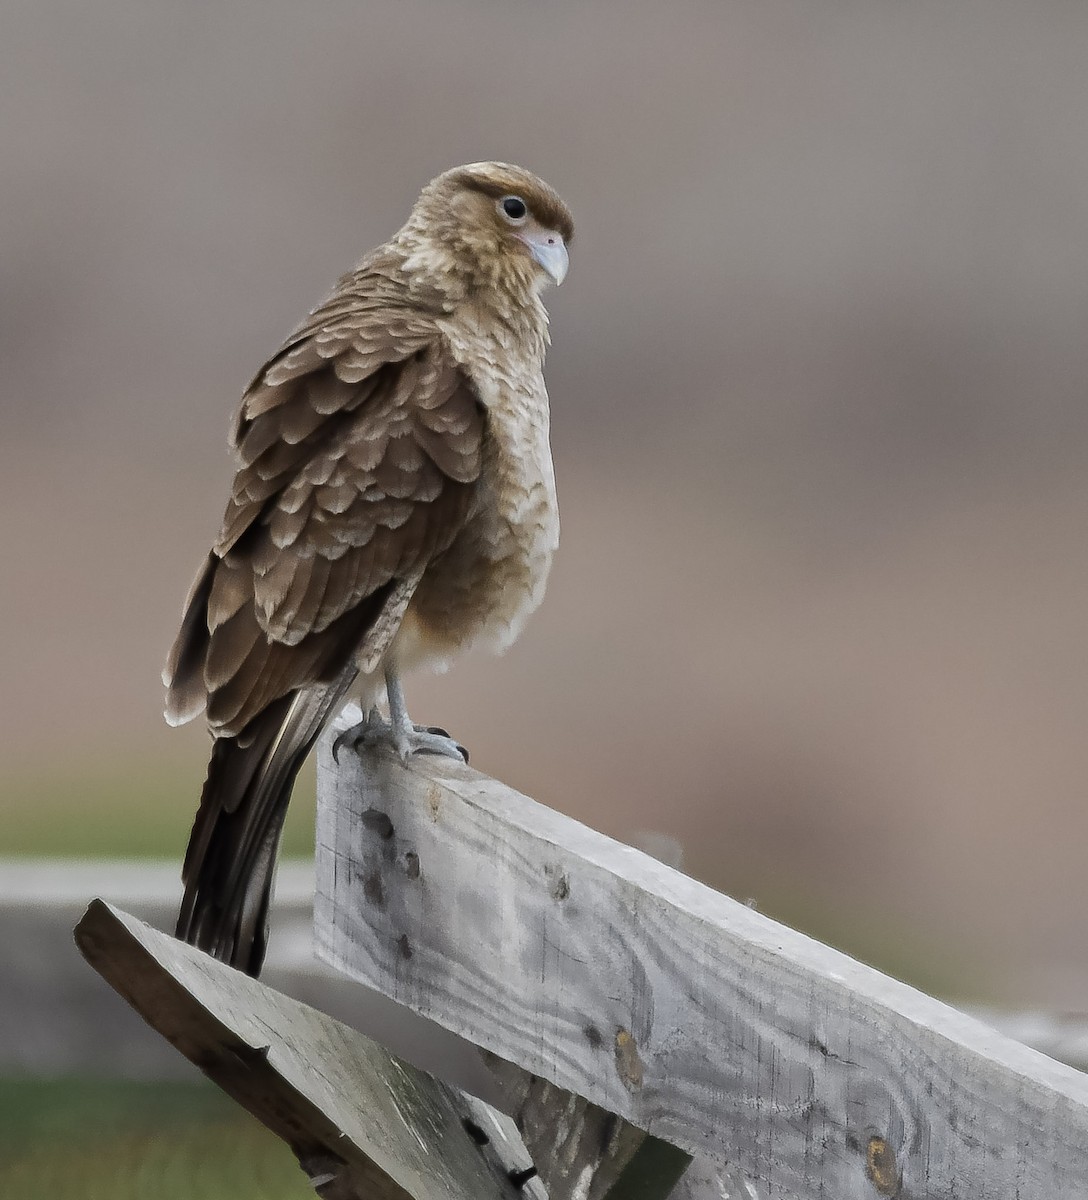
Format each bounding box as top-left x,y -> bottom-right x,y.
163,162 -> 573,976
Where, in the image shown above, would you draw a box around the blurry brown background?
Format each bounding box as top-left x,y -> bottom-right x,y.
4,0 -> 1088,1007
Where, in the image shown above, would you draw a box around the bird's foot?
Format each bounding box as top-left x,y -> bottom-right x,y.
396,723 -> 469,765
333,708 -> 468,765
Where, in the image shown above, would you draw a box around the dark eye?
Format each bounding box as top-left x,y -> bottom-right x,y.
500,195 -> 528,221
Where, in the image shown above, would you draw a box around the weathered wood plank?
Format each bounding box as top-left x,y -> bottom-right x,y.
74,900 -> 541,1200
315,727 -> 1088,1200
483,1051 -> 692,1200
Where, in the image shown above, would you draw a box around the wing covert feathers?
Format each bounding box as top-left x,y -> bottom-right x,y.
165,263 -> 487,974
163,274 -> 485,738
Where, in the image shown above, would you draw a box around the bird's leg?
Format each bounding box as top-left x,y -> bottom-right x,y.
384,667 -> 468,763
331,672 -> 467,764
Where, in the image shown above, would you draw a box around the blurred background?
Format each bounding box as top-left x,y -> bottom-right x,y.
4,0 -> 1088,1192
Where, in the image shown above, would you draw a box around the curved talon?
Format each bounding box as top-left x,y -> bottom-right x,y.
332,708 -> 385,764
416,724 -> 469,764
396,727 -> 468,764
332,713 -> 467,765
331,728 -> 354,765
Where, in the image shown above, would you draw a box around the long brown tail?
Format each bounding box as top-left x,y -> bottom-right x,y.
175,675 -> 354,976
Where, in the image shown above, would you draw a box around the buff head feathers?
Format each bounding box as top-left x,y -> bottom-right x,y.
399,162 -> 573,295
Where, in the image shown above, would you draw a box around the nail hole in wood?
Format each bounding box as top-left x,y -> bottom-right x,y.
361,808 -> 395,840
462,1118 -> 490,1146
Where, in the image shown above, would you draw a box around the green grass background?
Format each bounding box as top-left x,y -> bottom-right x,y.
0,757 -> 318,859
1,756 -> 321,1195
0,1079 -> 312,1199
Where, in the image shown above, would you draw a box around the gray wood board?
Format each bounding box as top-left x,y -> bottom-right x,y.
74,900 -> 541,1200
314,734 -> 1088,1200
483,1050 -> 692,1200
6,859 -> 1086,1086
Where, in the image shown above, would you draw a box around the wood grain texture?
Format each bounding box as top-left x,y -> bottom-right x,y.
482,1050 -> 691,1200
74,901 -> 541,1200
314,726 -> 1088,1200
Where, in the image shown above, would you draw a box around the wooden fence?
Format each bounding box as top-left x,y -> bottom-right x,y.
76,712 -> 1088,1199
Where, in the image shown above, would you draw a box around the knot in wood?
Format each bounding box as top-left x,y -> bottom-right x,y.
866,1135 -> 901,1196
614,1028 -> 645,1092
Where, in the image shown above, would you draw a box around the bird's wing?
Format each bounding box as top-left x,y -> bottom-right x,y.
163,268 -> 485,738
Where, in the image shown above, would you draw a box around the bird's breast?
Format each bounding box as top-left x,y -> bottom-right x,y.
396,311 -> 558,672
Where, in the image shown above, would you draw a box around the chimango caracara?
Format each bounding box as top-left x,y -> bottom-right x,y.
164,162 -> 573,975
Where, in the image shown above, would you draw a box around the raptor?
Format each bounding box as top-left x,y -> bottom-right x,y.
163,162 -> 573,975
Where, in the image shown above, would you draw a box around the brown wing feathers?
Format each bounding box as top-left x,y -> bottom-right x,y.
165,288 -> 485,974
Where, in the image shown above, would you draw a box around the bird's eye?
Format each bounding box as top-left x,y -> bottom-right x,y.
499,195 -> 528,222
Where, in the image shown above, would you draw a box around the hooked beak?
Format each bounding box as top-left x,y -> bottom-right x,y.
517,231 -> 569,286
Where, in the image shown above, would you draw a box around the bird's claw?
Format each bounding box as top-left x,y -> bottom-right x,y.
332,707 -> 384,764
332,711 -> 468,765
400,724 -> 469,765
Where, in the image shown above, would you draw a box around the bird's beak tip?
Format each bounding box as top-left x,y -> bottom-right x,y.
520,234 -> 569,287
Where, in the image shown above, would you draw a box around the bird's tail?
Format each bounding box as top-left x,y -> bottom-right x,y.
175,671 -> 355,976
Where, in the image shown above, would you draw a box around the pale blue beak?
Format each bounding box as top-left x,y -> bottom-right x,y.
518,232 -> 569,286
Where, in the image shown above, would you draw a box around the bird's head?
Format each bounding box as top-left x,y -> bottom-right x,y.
399,162 -> 574,299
